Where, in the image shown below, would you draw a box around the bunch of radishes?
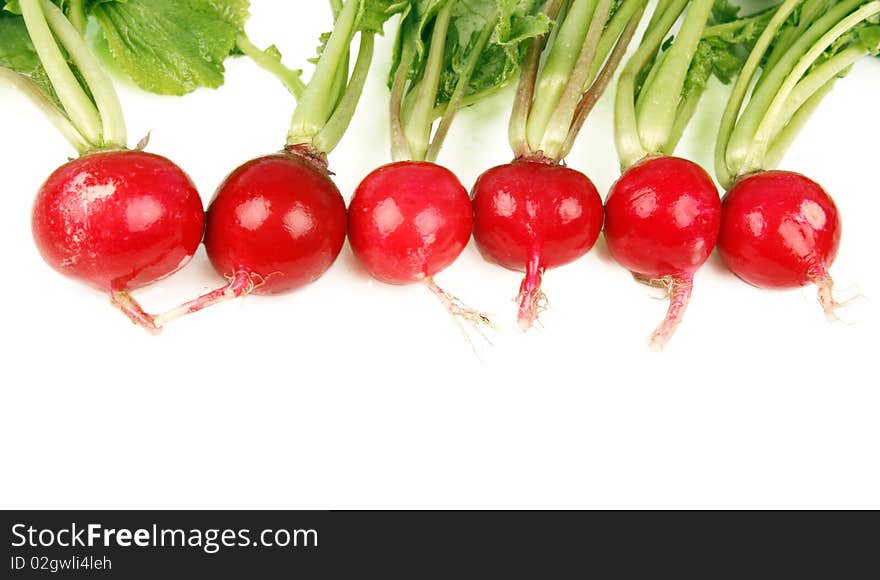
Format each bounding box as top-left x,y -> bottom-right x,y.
3,0 -> 877,350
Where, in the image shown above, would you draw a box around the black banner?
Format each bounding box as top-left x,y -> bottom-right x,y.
1,511 -> 875,577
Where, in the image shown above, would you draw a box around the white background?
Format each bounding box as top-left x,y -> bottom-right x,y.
1,1 -> 878,509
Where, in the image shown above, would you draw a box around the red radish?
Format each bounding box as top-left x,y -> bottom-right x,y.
32,150 -> 204,331
5,0 -> 217,332
206,153 -> 346,294
471,157 -> 604,330
710,2 -> 880,322
155,150 -> 347,323
604,156 -> 720,349
153,0 -> 411,326
717,170 -> 842,318
348,161 -> 491,329
348,161 -> 471,284
340,1 -> 553,339
472,0 -> 644,330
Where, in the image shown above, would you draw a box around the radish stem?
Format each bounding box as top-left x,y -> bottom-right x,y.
288,0 -> 360,148
540,0 -> 613,160
526,0 -> 600,152
714,0 -> 802,189
402,0 -> 455,162
235,34 -> 306,99
425,15 -> 495,163
40,0 -> 126,148
741,1 -> 880,174
0,66 -> 90,152
19,0 -> 103,146
509,0 -> 563,158
635,0 -> 713,156
314,32 -> 375,154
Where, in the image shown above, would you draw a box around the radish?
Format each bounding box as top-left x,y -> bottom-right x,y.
717,170 -> 841,316
1,0 -> 212,332
347,1 -> 551,335
155,0 -> 406,325
472,0 -> 646,330
714,0 -> 880,320
604,0 -> 775,349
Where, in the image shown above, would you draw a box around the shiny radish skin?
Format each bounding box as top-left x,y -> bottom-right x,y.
32,150 -> 205,331
718,170 -> 842,318
348,161 -> 473,285
604,156 -> 721,350
204,153 -> 348,295
471,158 -> 604,330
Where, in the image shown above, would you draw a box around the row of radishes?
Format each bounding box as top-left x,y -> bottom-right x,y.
6,0 -> 878,349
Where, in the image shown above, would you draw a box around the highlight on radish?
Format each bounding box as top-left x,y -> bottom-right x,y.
0,0 -> 233,332
471,0 -> 646,331
714,0 -> 880,320
606,0 -> 774,349
347,0 -> 551,339
155,0 -> 407,326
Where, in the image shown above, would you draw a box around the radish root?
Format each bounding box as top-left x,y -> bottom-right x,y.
154,270 -> 256,327
110,290 -> 161,335
423,277 -> 495,351
517,251 -> 547,331
635,275 -> 693,352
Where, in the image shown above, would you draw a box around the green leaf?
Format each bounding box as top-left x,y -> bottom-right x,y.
439,0 -> 550,104
0,10 -> 59,105
392,0 -> 550,107
359,0 -> 409,34
709,0 -> 740,26
682,4 -> 776,99
87,0 -> 250,95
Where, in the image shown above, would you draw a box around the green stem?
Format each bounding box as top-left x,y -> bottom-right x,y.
235,34 -> 306,99
390,42 -> 415,162
41,0 -> 125,148
700,6 -> 776,39
329,49 -> 351,116
562,2 -> 645,159
763,78 -> 835,169
509,0 -> 564,158
636,0 -> 714,156
288,0 -> 359,148
773,45 -> 867,142
758,0 -> 826,90
613,0 -> 687,169
402,0 -> 455,162
539,0 -> 613,160
313,33 -> 375,154
661,88 -> 702,156
525,0 -> 599,152
67,0 -> 87,35
0,66 -> 90,153
588,0 -> 649,83
724,0 -> 865,179
19,0 -> 102,147
425,14 -> 495,163
740,1 -> 880,174
643,0 -> 673,40
714,0 -> 802,189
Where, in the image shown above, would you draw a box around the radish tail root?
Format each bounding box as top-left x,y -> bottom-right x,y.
811,273 -> 854,322
154,271 -> 256,327
423,276 -> 495,349
517,251 -> 547,331
646,276 -> 693,352
110,290 -> 160,335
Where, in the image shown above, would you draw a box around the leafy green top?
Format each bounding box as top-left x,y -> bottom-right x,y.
388,0 -> 550,162
4,0 -> 248,95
